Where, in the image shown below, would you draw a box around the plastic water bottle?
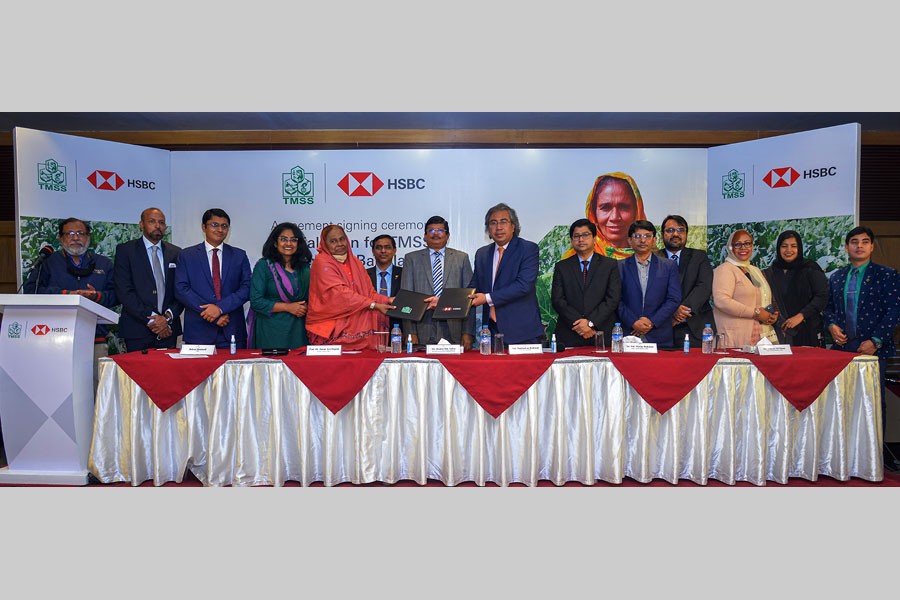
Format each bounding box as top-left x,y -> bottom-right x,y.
611,323 -> 624,353
390,323 -> 402,354
406,334 -> 413,354
702,324 -> 714,354
479,325 -> 492,355
551,333 -> 557,353
229,334 -> 236,355
683,333 -> 690,354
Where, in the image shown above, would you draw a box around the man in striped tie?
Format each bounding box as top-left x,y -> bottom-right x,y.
399,216 -> 474,347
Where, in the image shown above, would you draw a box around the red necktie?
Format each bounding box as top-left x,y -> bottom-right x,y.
212,248 -> 222,300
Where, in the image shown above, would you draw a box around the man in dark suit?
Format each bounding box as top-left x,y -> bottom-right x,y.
657,214 -> 715,347
469,203 -> 544,344
174,208 -> 252,349
824,226 -> 900,449
551,218 -> 621,348
114,207 -> 183,351
366,234 -> 403,296
617,220 -> 681,347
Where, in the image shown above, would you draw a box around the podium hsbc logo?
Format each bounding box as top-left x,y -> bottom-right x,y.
88,170 -> 125,190
763,167 -> 800,188
338,172 -> 385,196
31,324 -> 50,335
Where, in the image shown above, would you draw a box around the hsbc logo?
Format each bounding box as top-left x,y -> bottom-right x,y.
763,167 -> 800,188
88,170 -> 124,191
31,324 -> 49,335
337,172 -> 426,196
338,172 -> 384,196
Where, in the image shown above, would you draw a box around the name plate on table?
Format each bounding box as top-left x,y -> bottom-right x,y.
623,342 -> 658,354
508,344 -> 543,355
426,344 -> 463,355
180,344 -> 216,356
307,345 -> 342,356
757,344 -> 793,356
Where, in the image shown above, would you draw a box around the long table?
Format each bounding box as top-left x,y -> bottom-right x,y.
88,349 -> 884,486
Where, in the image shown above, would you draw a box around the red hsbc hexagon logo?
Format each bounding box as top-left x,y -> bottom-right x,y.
87,170 -> 124,191
762,167 -> 800,188
31,324 -> 49,335
337,172 -> 384,196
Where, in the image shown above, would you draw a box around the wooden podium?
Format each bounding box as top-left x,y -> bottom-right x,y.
0,294 -> 118,484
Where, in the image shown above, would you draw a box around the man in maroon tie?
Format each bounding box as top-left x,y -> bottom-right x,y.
550,218 -> 621,348
174,208 -> 252,348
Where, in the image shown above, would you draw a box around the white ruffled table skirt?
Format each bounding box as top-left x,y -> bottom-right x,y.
88,355 -> 883,486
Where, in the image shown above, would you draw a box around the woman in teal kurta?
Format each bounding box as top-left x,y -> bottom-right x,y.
249,223 -> 312,349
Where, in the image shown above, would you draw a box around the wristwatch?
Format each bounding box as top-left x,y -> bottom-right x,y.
588,320 -> 595,329
753,307 -> 761,316
873,339 -> 883,350
369,302 -> 376,310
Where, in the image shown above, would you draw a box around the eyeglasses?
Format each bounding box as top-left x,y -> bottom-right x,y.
278,236 -> 299,243
664,227 -> 686,234
488,219 -> 511,227
631,233 -> 654,240
206,222 -> 230,230
732,241 -> 753,249
426,228 -> 447,235
61,231 -> 88,238
571,232 -> 593,240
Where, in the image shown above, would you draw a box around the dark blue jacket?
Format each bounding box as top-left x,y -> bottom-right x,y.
617,253 -> 682,347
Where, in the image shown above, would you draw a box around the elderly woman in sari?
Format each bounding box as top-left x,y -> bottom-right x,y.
563,171 -> 647,261
762,230 -> 829,346
305,224 -> 394,350
248,222 -> 311,349
712,229 -> 780,348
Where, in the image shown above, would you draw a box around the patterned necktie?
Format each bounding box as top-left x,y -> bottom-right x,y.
671,253 -> 679,266
845,268 -> 858,340
151,245 -> 165,313
211,248 -> 222,300
490,247 -> 505,322
581,259 -> 589,285
379,271 -> 388,296
432,251 -> 443,296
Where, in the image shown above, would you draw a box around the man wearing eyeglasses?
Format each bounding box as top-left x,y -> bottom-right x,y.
656,215 -> 715,348
366,235 -> 403,297
24,217 -> 118,382
174,208 -> 252,349
617,220 -> 681,347
469,203 -> 544,344
399,216 -> 474,347
551,218 -> 621,348
113,207 -> 184,352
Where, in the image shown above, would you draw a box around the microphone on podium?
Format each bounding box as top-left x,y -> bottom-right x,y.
19,245 -> 55,293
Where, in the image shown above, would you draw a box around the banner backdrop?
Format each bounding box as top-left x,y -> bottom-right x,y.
706,123 -> 860,274
13,123 -> 860,342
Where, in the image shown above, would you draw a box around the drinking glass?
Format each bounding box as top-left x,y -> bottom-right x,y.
715,333 -> 728,354
594,331 -> 607,352
493,333 -> 506,355
375,331 -> 389,353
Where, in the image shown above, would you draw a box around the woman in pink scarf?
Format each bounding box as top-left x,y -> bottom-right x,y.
306,224 -> 395,350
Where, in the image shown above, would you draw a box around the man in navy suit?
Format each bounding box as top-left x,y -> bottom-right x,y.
617,220 -> 681,347
824,226 -> 900,446
468,203 -> 544,344
174,208 -> 252,349
366,234 -> 403,296
114,207 -> 184,351
657,214 -> 715,347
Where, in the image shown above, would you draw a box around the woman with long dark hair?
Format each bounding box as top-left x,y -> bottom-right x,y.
762,230 -> 829,346
248,222 -> 312,349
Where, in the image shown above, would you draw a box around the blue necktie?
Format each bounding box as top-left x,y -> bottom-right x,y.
432,251 -> 443,296
379,271 -> 388,296
845,268 -> 858,340
671,253 -> 679,266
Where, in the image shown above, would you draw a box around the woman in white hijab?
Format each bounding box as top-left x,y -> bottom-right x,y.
711,229 -> 780,348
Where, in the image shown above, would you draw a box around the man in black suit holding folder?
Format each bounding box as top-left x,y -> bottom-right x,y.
551,218 -> 621,347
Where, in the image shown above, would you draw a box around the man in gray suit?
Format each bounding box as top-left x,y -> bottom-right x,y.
400,216 -> 475,348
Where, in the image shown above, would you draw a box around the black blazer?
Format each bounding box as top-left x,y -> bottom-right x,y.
114,237 -> 183,347
367,265 -> 402,296
658,247 -> 714,341
551,253 -> 621,347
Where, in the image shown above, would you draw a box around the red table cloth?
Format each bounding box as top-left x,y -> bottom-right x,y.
436,351 -> 558,418
744,346 -> 856,411
281,349 -> 386,414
